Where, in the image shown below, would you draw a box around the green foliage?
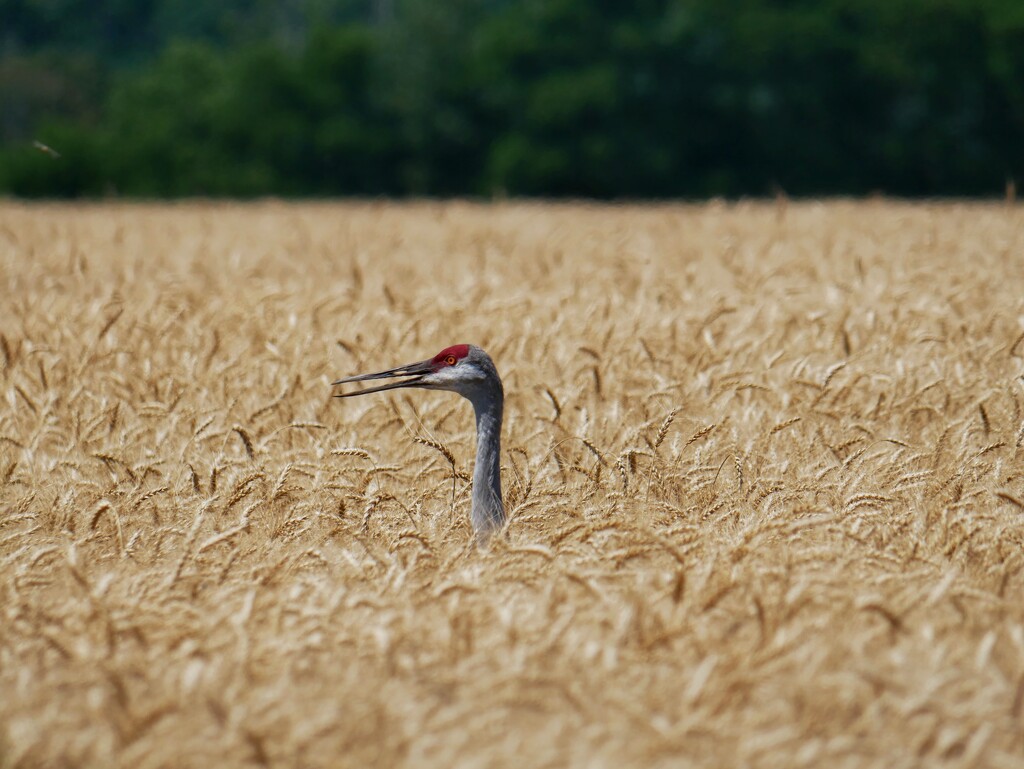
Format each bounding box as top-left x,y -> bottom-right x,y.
1,0 -> 1022,197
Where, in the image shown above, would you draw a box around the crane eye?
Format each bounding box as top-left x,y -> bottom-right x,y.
445,355 -> 457,366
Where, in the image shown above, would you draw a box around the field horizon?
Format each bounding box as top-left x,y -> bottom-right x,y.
2,200 -> 1024,768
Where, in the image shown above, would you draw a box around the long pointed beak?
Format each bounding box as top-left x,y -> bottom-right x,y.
332,358 -> 434,398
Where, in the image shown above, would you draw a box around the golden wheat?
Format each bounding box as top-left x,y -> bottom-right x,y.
1,200 -> 1024,768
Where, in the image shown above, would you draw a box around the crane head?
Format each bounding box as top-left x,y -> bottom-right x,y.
333,344 -> 502,401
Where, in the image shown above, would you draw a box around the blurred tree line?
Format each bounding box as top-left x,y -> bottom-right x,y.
1,0 -> 1022,197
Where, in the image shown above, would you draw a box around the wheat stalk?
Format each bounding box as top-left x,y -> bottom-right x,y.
2,200 -> 1022,769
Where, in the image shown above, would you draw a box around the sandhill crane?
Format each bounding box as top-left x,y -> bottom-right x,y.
332,344 -> 505,540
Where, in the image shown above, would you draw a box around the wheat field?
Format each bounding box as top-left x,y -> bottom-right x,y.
1,200 -> 1023,768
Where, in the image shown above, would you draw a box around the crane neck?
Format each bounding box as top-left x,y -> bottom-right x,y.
468,387 -> 504,539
